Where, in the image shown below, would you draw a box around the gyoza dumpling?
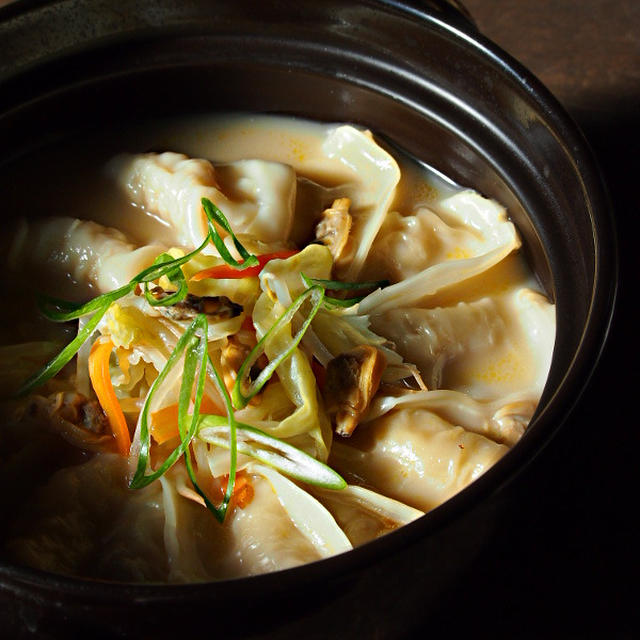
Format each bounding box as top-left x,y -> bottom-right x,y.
161,464 -> 351,581
359,191 -> 520,314
8,217 -> 164,298
370,287 -> 555,401
366,387 -> 539,447
329,407 -> 508,512
114,152 -> 297,250
5,456 -> 344,583
4,454 -> 169,582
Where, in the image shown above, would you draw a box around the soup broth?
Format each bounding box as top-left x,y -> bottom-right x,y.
0,114 -> 555,582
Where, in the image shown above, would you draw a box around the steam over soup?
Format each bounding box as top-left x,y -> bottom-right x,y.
0,115 -> 555,582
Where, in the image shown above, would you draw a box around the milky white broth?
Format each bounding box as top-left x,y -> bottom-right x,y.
0,114 -> 555,582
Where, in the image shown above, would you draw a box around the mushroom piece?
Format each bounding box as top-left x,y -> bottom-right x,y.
323,345 -> 386,437
144,287 -> 243,322
315,197 -> 352,266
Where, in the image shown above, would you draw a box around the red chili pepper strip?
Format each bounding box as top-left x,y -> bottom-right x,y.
191,250 -> 299,281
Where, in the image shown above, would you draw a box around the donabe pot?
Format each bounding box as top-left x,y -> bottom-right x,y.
0,1 -> 616,638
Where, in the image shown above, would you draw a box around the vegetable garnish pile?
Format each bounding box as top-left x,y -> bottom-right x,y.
16,197 -> 394,522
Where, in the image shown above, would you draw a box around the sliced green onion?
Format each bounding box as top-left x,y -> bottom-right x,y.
176,315 -> 235,523
143,253 -> 189,307
300,273 -> 389,309
38,284 -> 135,322
176,317 -> 226,519
205,350 -> 238,521
129,313 -> 238,522
198,415 -> 346,490
129,320 -> 202,489
16,299 -> 111,397
201,197 -> 259,270
177,322 -> 205,441
36,296 -> 84,312
321,295 -> 365,308
132,234 -> 211,284
301,273 -> 389,291
232,285 -> 325,409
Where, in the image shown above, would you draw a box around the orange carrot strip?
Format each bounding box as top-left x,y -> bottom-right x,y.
88,338 -> 131,456
150,395 -> 225,445
191,250 -> 299,281
149,403 -> 180,444
201,394 -> 225,415
219,470 -> 254,509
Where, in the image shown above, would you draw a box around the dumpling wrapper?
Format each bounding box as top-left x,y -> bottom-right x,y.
8,217 -> 164,298
114,152 -> 296,250
358,190 -> 520,314
4,454 -> 169,582
370,287 -> 555,401
365,388 -> 540,447
329,407 -> 508,512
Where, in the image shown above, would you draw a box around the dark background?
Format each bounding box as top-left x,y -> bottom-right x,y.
425,1 -> 637,637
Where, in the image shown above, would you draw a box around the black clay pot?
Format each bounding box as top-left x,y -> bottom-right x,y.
0,1 -> 617,638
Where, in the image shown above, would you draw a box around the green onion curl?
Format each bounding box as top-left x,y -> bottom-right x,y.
300,273 -> 389,308
232,285 -> 325,409
129,319 -> 203,489
198,416 -> 346,490
129,313 -> 238,522
201,197 -> 259,270
301,274 -> 390,291
143,252 -> 189,307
